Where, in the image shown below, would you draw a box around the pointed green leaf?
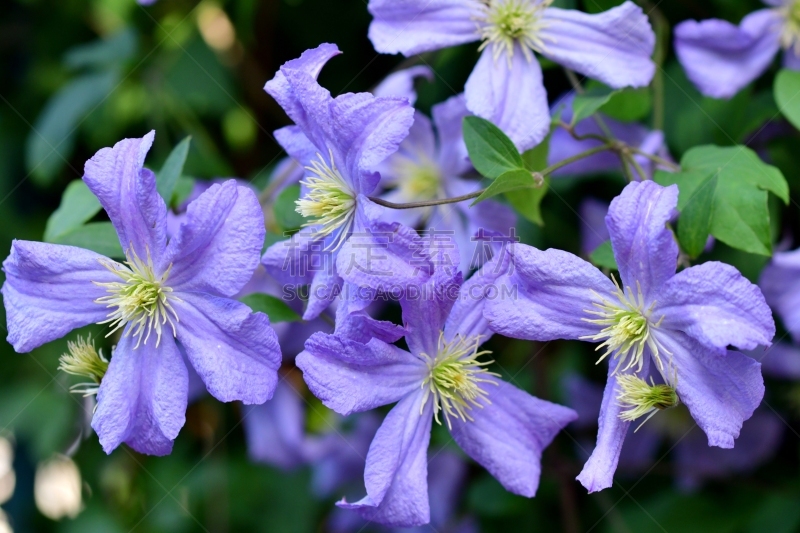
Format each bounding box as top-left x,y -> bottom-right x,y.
157,136 -> 191,204
774,68 -> 800,130
50,222 -> 123,258
571,87 -> 619,124
654,145 -> 789,257
506,135 -> 550,225
472,169 -> 542,205
44,180 -> 102,242
599,87 -> 652,122
590,241 -> 618,270
274,184 -> 305,232
463,116 -> 524,179
63,28 -> 137,70
240,293 -> 301,323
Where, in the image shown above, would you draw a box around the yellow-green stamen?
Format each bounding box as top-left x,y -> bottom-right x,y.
94,248 -> 179,348
296,150 -> 356,248
476,0 -> 554,64
420,332 -> 499,429
581,276 -> 670,374
780,1 -> 800,54
58,335 -> 109,397
616,374 -> 679,431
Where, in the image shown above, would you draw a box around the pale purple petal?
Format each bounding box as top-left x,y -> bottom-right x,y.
92,334 -> 188,456
165,181 -> 265,297
577,359 -> 648,493
334,309 -> 405,345
337,392 -> 433,528
465,45 -> 550,152
450,377 -> 576,497
432,93 -> 471,176
401,269 -> 462,358
312,413 -> 381,497
82,131 -> 167,262
273,126 -> 318,169
484,244 -> 616,341
297,333 -> 426,415
783,47 -> 800,69
2,241 -> 116,352
674,10 -> 782,99
759,343 -> 800,379
372,66 -> 433,104
540,2 -> 656,89
656,331 -> 764,449
173,292 -> 281,404
426,450 -> 468,529
674,409 -> 782,490
243,380 -> 309,470
264,43 -> 341,148
579,198 -> 610,256
606,181 -> 678,302
261,228 -> 327,287
378,110 -> 437,193
367,0 -> 482,55
655,261 -> 775,352
760,247 -> 800,342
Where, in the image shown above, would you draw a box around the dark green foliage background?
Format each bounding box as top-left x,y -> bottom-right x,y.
1,0 -> 799,532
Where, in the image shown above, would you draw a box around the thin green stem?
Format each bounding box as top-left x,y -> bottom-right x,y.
628,147 -> 680,171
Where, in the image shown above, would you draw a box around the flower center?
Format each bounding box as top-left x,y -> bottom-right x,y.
780,1 -> 800,53
391,153 -> 442,202
476,0 -> 553,63
581,277 -> 670,374
296,150 -> 356,247
58,335 -> 109,397
420,332 -> 499,428
616,374 -> 679,430
94,248 -> 179,348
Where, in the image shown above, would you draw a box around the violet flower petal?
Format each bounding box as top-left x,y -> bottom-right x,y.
372,65 -> 433,104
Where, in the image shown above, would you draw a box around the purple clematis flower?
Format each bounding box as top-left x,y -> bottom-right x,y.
261,44 -> 431,321
549,93 -> 673,180
760,246 -> 800,342
296,242 -> 576,526
367,0 -> 655,151
2,132 -> 281,456
377,93 -> 516,273
675,1 -> 800,99
485,180 -> 774,492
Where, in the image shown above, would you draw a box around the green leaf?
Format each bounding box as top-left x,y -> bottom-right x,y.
44,180 -> 102,241
63,28 -> 137,70
51,222 -> 123,258
25,70 -> 118,186
463,116 -> 524,179
584,0 -> 624,13
157,136 -> 192,204
239,293 -> 301,323
172,175 -> 196,207
571,87 -> 619,124
599,87 -> 652,122
472,169 -> 543,205
654,145 -> 789,257
274,184 -> 305,231
507,136 -> 551,225
590,240 -> 618,270
774,68 -> 800,130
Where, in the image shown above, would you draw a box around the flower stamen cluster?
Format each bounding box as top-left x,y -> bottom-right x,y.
58,335 -> 109,397
779,0 -> 800,55
296,150 -> 356,248
581,277 -> 670,374
391,153 -> 442,203
616,374 -> 679,431
94,248 -> 179,348
420,332 -> 499,429
475,0 -> 554,64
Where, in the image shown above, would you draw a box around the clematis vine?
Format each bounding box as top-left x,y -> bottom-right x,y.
296,240 -> 576,526
675,0 -> 800,99
485,180 -> 775,492
367,0 -> 655,150
261,44 -> 432,320
377,93 -> 516,273
2,131 -> 281,456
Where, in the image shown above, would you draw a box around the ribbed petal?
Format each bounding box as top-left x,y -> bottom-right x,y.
337,392 -> 433,528
465,45 -> 550,152
655,261 -> 775,352
674,9 -> 781,99
606,181 -> 678,303
174,292 -> 281,405
449,377 -> 576,497
367,0 -> 482,55
92,334 -> 188,456
539,2 -> 656,88
372,65 -> 433,104
2,240 -> 116,352
82,131 -> 167,263
297,333 -> 426,415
